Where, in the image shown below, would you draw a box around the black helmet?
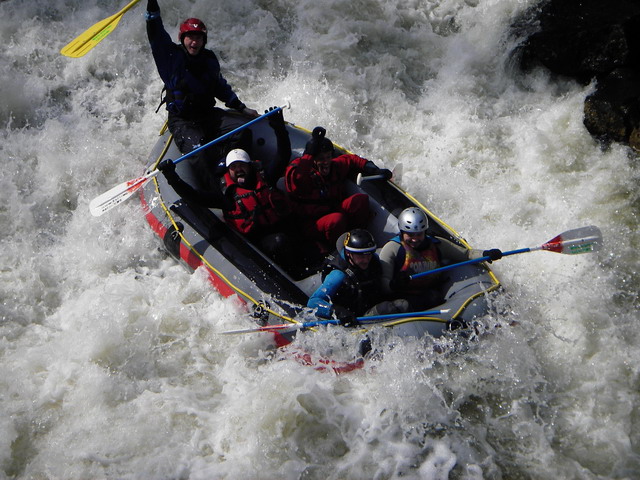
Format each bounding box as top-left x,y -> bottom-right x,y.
343,229 -> 377,254
304,126 -> 334,156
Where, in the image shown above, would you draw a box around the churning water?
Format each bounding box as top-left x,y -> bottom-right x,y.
1,0 -> 639,478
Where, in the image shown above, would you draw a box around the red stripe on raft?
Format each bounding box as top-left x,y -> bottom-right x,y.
142,189 -> 363,375
180,241 -> 203,271
140,189 -> 236,298
273,332 -> 293,348
205,266 -> 236,298
141,189 -> 168,238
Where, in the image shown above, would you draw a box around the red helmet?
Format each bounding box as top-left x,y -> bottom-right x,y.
178,18 -> 207,44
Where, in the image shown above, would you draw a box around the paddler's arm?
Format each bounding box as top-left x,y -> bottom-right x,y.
378,241 -> 402,295
307,270 -> 347,317
146,0 -> 159,18
145,0 -> 179,87
307,270 -> 357,326
157,160 -> 225,209
263,106 -> 291,185
362,160 -> 393,181
436,237 -> 503,264
145,0 -> 169,49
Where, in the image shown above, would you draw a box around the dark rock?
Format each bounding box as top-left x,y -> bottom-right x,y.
584,68 -> 640,144
512,0 -> 640,147
522,25 -> 628,82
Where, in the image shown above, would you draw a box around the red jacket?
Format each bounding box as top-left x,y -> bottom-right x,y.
284,153 -> 367,218
221,171 -> 289,236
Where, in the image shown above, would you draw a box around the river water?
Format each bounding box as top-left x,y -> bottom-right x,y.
1,0 -> 639,478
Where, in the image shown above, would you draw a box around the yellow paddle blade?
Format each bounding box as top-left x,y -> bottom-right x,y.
60,0 -> 141,58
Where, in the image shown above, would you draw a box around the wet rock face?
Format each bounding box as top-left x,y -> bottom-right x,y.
583,68 -> 640,146
513,0 -> 640,148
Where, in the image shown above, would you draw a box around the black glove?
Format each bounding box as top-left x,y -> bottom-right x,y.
363,161 -> 392,181
227,97 -> 247,112
362,161 -> 378,176
157,159 -> 176,174
379,168 -> 393,180
482,249 -> 503,263
266,106 -> 285,129
389,271 -> 411,292
334,306 -> 357,327
147,0 -> 159,13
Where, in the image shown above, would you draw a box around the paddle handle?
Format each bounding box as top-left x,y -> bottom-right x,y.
356,173 -> 386,185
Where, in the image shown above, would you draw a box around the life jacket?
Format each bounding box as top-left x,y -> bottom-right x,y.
220,171 -> 282,236
284,154 -> 366,218
162,48 -> 222,117
147,13 -> 239,117
285,154 -> 343,213
391,235 -> 442,293
321,250 -> 383,315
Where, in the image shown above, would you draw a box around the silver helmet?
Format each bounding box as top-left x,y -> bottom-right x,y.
397,207 -> 428,233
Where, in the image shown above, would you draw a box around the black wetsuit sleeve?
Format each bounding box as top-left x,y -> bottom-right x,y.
163,169 -> 227,209
263,111 -> 292,185
145,0 -> 173,65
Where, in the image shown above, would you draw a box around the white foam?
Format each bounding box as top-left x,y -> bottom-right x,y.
1,0 -> 637,478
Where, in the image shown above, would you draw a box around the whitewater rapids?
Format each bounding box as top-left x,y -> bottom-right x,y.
1,0 -> 639,478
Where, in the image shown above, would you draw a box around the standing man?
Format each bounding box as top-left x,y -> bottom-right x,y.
146,0 -> 259,190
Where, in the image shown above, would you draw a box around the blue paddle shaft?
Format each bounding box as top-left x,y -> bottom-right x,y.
410,247 -> 531,280
356,309 -> 445,323
169,106 -> 286,167
300,319 -> 340,329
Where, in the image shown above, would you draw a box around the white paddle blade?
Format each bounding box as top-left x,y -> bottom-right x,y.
542,225 -> 603,254
89,171 -> 156,217
392,162 -> 403,182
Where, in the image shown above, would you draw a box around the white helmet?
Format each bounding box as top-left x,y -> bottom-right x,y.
225,149 -> 251,167
398,207 -> 428,233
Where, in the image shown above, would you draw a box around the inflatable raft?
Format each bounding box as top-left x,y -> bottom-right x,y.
139,110 -> 502,349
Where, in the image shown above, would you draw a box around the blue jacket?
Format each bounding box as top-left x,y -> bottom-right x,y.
146,10 -> 243,117
308,249 -> 383,317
